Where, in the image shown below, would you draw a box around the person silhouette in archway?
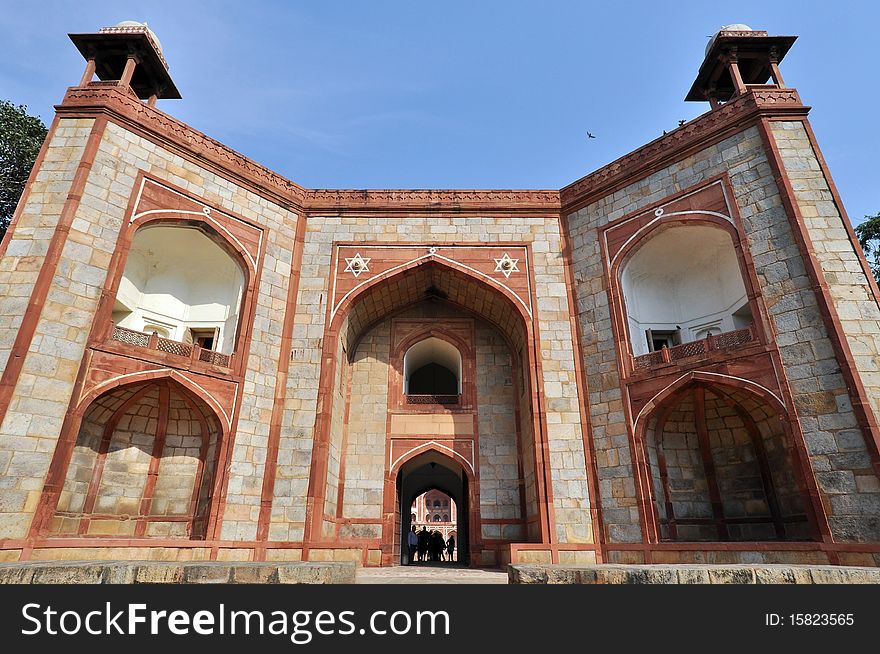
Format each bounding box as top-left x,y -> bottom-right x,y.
407,525 -> 418,565
446,534 -> 456,563
417,526 -> 429,562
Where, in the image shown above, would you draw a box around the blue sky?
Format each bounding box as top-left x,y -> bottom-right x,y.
1,1 -> 877,223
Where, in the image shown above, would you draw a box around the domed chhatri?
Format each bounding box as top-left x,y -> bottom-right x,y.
113,20 -> 163,53
705,23 -> 756,55
69,21 -> 181,100
688,24 -> 795,104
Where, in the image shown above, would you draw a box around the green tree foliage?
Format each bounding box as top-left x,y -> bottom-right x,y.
1,100 -> 48,240
855,212 -> 880,283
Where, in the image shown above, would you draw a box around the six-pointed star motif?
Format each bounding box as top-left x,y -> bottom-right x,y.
494,252 -> 520,278
344,253 -> 371,277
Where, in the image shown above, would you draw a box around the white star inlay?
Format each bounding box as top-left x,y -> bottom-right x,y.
494,253 -> 520,278
343,253 -> 371,277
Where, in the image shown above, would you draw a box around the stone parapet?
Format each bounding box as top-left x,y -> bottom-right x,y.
508,563 -> 880,584
0,560 -> 356,584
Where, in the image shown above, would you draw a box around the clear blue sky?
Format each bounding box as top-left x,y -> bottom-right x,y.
1,1 -> 877,224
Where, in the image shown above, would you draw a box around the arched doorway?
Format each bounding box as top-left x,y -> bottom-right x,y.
397,450 -> 469,565
298,254 -> 550,566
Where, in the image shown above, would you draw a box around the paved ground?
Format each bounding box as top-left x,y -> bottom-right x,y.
356,562 -> 508,584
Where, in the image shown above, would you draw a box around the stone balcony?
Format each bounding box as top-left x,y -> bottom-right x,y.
631,325 -> 757,372
110,325 -> 233,369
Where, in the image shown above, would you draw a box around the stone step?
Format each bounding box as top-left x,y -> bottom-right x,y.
508,563 -> 880,584
0,560 -> 356,584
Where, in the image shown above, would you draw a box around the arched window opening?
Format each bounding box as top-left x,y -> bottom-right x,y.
113,225 -> 245,355
433,514 -> 441,522
403,337 -> 462,397
442,513 -> 450,522
621,224 -> 753,357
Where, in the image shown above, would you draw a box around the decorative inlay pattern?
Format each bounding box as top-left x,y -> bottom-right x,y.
494,253 -> 520,278
343,253 -> 371,277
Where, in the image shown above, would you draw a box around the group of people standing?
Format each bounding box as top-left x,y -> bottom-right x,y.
407,526 -> 455,564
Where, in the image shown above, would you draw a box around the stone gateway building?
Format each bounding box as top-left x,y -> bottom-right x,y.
1,22 -> 879,569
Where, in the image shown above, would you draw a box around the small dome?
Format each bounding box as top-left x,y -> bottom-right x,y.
115,20 -> 162,53
705,23 -> 754,55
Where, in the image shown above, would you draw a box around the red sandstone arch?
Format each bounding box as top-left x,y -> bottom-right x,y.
130,214 -> 257,281
76,369 -> 232,430
611,213 -> 741,272
32,373 -> 231,540
606,214 -> 769,370
634,376 -> 826,544
634,370 -> 787,431
90,214 -> 261,378
301,255 -> 556,554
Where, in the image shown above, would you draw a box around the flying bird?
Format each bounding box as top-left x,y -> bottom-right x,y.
586,132 -> 596,139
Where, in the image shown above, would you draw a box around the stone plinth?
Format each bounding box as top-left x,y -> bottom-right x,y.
0,560 -> 356,584
508,563 -> 880,584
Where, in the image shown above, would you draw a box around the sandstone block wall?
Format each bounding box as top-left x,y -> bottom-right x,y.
475,322 -> 523,542
0,120 -> 299,543
566,124 -> 880,544
339,322 -> 390,536
0,118 -> 94,539
270,214 -> 594,545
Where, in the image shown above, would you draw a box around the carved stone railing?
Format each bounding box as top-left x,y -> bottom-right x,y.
110,325 -> 232,369
632,326 -> 756,371
198,349 -> 231,367
405,394 -> 460,405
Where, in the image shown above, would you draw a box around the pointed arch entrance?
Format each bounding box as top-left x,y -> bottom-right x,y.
301,252 -> 553,566
396,450 -> 470,565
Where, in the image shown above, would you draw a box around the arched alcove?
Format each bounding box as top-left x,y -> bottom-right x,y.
297,256 -> 551,565
113,225 -> 246,354
641,381 -> 817,542
403,337 -> 462,395
621,224 -> 753,356
49,377 -> 223,539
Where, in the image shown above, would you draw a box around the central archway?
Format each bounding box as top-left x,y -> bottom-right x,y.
397,450 -> 469,565
300,254 -> 553,566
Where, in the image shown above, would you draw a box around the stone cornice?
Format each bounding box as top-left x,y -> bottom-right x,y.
559,88 -> 809,214
305,188 -> 560,214
56,85 -> 807,218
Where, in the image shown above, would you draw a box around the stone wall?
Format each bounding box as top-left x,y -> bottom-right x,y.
475,322 -> 523,544
270,215 -> 593,546
0,119 -> 299,543
339,322 -> 390,537
0,560 -> 356,584
566,124 -> 880,543
322,337 -> 347,537
509,563 -> 880,584
0,118 -> 94,539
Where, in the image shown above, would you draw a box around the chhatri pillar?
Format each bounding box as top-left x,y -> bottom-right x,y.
69,20 -> 181,104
